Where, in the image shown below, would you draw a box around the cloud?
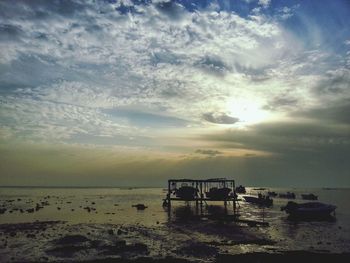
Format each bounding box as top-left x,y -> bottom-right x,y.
203,112 -> 239,125
312,68 -> 350,97
0,0 -> 347,145
292,99 -> 350,125
0,0 -> 349,187
104,107 -> 189,128
204,120 -> 350,156
1,0 -> 292,143
258,0 -> 271,9
195,149 -> 222,156
264,95 -> 299,111
0,24 -> 23,41
195,55 -> 231,75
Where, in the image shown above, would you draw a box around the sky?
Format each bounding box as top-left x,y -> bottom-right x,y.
0,0 -> 349,187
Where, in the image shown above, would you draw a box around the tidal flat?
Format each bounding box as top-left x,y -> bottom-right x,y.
0,187 -> 349,262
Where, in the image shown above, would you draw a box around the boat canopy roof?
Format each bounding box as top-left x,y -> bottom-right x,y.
168,178 -> 234,183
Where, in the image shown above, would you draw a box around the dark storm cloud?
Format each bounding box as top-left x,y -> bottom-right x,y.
203,112 -> 239,124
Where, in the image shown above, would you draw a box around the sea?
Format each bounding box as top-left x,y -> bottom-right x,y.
1,186 -> 350,255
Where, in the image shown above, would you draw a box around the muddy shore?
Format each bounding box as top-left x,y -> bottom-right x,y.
1,220 -> 349,263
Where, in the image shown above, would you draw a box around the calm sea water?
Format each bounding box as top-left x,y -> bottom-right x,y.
1,187 -> 350,253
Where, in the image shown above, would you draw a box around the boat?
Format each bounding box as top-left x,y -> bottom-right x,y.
301,193 -> 318,200
175,185 -> 198,200
206,187 -> 231,200
279,192 -> 296,199
235,185 -> 246,194
242,194 -> 273,207
281,201 -> 336,219
267,191 -> 278,197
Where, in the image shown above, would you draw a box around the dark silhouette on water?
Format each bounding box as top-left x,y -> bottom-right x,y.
174,184 -> 198,200
279,192 -> 296,199
268,191 -> 278,197
235,185 -> 246,194
301,193 -> 318,200
243,194 -> 273,207
281,201 -> 336,220
205,186 -> 232,200
164,179 -> 271,226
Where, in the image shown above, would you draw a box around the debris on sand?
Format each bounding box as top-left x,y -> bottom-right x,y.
132,204 -> 148,210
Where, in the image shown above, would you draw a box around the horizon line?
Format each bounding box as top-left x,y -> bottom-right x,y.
0,185 -> 349,190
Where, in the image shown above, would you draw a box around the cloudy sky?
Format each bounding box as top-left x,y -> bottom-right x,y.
0,0 -> 349,187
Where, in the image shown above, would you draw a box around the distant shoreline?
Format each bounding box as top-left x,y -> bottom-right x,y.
0,186 -> 156,189
0,186 -> 349,190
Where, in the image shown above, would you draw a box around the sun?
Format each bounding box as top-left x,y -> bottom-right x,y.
226,97 -> 271,126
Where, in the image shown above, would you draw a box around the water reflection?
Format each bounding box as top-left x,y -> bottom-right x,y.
168,203 -> 231,222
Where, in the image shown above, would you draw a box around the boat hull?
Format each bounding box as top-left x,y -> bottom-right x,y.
279,192 -> 296,199
243,195 -> 273,207
282,201 -> 336,219
175,186 -> 197,200
206,187 -> 231,200
235,185 -> 246,194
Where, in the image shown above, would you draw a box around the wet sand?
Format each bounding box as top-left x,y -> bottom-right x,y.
1,219 -> 350,262
0,220 -> 270,262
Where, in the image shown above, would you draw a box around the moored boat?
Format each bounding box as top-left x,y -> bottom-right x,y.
206,187 -> 232,200
235,185 -> 246,194
268,191 -> 278,197
279,192 -> 296,199
242,194 -> 273,207
281,201 -> 336,219
301,193 -> 318,200
175,185 -> 198,200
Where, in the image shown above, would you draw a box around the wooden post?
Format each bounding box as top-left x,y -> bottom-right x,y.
233,180 -> 236,214
200,181 -> 203,206
194,181 -> 197,210
168,180 -> 171,208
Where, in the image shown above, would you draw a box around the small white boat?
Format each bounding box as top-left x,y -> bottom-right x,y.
281,201 -> 336,218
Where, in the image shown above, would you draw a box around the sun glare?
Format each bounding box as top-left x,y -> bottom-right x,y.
226,98 -> 270,125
